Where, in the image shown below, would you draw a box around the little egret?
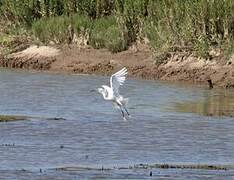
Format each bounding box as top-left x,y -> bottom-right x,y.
98,67 -> 130,120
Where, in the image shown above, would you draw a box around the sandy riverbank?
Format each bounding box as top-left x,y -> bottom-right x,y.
0,44 -> 233,88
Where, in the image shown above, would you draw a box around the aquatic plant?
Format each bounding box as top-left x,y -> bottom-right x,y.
0,115 -> 28,122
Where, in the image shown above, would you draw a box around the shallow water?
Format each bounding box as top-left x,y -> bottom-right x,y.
0,68 -> 234,179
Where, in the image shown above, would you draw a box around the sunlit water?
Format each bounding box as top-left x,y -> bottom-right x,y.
0,68 -> 234,179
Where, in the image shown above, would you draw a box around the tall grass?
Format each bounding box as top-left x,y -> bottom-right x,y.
90,16 -> 126,52
32,15 -> 125,52
143,0 -> 234,58
32,16 -> 70,43
1,0 -> 234,57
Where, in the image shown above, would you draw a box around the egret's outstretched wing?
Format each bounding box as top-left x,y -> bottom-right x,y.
110,67 -> 128,96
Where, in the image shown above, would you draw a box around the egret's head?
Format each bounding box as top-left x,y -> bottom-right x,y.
97,87 -> 104,94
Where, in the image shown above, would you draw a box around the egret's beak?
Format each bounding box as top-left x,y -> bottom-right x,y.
89,89 -> 97,93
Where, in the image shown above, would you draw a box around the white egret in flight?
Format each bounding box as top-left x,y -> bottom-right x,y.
98,67 -> 130,120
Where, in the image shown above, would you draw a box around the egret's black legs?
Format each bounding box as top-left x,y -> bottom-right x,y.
117,103 -> 126,120
120,108 -> 125,119
123,106 -> 130,116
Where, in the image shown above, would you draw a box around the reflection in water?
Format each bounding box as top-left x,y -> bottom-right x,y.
174,92 -> 234,117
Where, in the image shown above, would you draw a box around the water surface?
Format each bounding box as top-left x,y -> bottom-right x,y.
0,68 -> 234,179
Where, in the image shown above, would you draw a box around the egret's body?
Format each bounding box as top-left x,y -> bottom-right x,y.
98,67 -> 130,120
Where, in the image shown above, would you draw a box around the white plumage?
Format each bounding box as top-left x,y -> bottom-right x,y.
98,67 -> 130,120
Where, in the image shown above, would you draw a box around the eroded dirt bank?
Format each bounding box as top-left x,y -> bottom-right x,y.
0,45 -> 234,88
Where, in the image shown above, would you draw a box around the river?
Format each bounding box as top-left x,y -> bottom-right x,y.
0,68 -> 234,179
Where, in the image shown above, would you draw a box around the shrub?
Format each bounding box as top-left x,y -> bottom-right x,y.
32,15 -> 70,43
72,14 -> 92,34
90,16 -> 126,53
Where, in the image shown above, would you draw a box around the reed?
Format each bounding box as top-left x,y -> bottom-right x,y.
0,0 -> 233,57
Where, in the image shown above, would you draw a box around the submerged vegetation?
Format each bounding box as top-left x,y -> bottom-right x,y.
54,163 -> 232,171
0,115 -> 28,122
0,0 -> 234,57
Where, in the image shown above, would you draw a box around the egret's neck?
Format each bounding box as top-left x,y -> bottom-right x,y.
101,91 -> 108,99
101,85 -> 113,100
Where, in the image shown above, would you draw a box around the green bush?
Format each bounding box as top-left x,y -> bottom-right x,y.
0,23 -> 29,55
31,14 -> 92,44
72,14 -> 92,34
90,16 -> 126,53
32,16 -> 70,43
222,39 -> 234,57
194,36 -> 210,58
143,20 -> 171,50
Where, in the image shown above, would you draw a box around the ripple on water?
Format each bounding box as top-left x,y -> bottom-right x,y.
0,69 -> 234,179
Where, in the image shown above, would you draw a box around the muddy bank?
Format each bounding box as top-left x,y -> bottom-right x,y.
0,44 -> 234,88
0,46 -> 58,70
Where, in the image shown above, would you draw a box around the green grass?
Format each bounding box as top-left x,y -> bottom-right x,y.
32,16 -> 70,43
0,34 -> 12,54
28,15 -> 126,53
72,14 -> 92,34
32,14 -> 92,44
1,0 -> 234,59
90,16 -> 126,53
223,39 -> 234,58
0,24 -> 30,55
194,36 -> 210,58
0,34 -> 13,46
142,0 -> 234,60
